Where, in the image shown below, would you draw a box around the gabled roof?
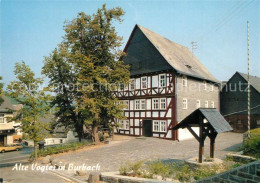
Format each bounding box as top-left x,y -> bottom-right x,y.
123,25 -> 219,83
237,72 -> 260,93
173,108 -> 233,133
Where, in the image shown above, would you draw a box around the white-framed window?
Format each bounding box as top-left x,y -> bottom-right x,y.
153,120 -> 159,132
119,83 -> 124,91
160,98 -> 166,109
125,120 -> 130,130
182,98 -> 188,109
130,79 -> 135,90
196,100 -> 201,109
141,77 -> 147,89
153,98 -> 159,109
124,100 -> 129,110
203,81 -> 207,90
135,100 -> 140,110
160,121 -> 167,132
140,99 -> 146,110
205,101 -> 209,108
211,101 -> 214,108
182,75 -> 187,87
210,84 -> 214,91
119,120 -> 124,129
0,114 -> 4,124
159,74 -> 166,87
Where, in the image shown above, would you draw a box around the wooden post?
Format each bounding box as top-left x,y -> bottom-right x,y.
199,139 -> 204,163
210,137 -> 215,158
198,116 -> 204,163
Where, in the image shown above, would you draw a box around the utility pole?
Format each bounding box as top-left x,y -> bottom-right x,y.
191,41 -> 198,55
247,21 -> 251,138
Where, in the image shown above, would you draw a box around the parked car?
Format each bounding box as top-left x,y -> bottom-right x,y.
0,144 -> 23,153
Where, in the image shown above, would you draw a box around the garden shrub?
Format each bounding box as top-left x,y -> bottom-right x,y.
147,160 -> 171,179
30,140 -> 91,158
242,128 -> 260,158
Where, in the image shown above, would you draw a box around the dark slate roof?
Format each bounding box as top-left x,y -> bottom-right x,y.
237,72 -> 260,93
173,108 -> 233,133
0,95 -> 14,113
124,25 -> 219,83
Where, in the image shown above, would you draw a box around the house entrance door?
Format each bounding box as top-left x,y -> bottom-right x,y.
0,135 -> 6,146
143,120 -> 152,137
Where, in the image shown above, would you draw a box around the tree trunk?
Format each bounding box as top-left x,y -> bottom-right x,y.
78,132 -> 82,142
111,125 -> 114,141
92,125 -> 100,143
34,141 -> 38,161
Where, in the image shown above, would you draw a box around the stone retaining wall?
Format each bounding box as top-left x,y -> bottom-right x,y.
195,160 -> 260,183
100,172 -> 177,183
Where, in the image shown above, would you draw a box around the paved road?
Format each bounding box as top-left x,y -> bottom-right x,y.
0,147 -> 69,183
54,132 -> 243,174
0,147 -> 33,168
0,166 -> 68,183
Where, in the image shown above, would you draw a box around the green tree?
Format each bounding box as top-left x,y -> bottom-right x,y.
8,61 -> 50,160
43,4 -> 130,143
0,76 -> 3,104
42,45 -> 85,141
64,4 -> 130,142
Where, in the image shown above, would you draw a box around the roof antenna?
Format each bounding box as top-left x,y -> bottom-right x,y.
191,41 -> 198,56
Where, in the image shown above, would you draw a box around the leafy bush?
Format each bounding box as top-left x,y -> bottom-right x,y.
30,141 -> 91,158
119,160 -> 145,177
175,164 -> 193,182
119,161 -> 130,175
242,128 -> 260,158
193,166 -> 217,180
147,160 -> 172,179
129,160 -> 145,176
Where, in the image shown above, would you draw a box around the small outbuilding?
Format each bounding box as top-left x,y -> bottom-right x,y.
172,108 -> 233,163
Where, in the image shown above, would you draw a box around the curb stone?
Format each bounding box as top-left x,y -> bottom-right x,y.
101,171 -> 178,183
49,170 -> 86,183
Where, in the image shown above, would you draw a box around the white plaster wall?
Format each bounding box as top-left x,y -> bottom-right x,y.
7,135 -> 13,145
178,127 -> 199,141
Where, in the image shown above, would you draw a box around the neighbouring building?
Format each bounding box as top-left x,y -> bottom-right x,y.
41,115 -> 78,146
220,72 -> 260,132
113,25 -> 219,140
0,95 -> 22,146
44,128 -> 78,146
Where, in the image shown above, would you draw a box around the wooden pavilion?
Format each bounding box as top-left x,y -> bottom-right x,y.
172,108 -> 233,163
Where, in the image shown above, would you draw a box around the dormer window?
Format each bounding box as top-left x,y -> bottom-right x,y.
182,75 -> 187,87
141,77 -> 147,89
159,74 -> 166,87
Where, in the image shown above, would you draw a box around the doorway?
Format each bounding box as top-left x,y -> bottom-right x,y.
143,120 -> 153,137
0,135 -> 6,146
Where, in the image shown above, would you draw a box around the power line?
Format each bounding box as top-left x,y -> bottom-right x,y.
197,0 -> 255,42
215,0 -> 255,31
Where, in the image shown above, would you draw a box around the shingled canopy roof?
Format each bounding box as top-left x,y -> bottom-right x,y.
173,108 -> 233,133
123,25 -> 219,83
172,108 -> 232,163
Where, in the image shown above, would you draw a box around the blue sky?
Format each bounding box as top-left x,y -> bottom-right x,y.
0,0 -> 259,86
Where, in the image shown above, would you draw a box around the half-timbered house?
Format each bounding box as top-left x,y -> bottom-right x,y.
113,25 -> 219,140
